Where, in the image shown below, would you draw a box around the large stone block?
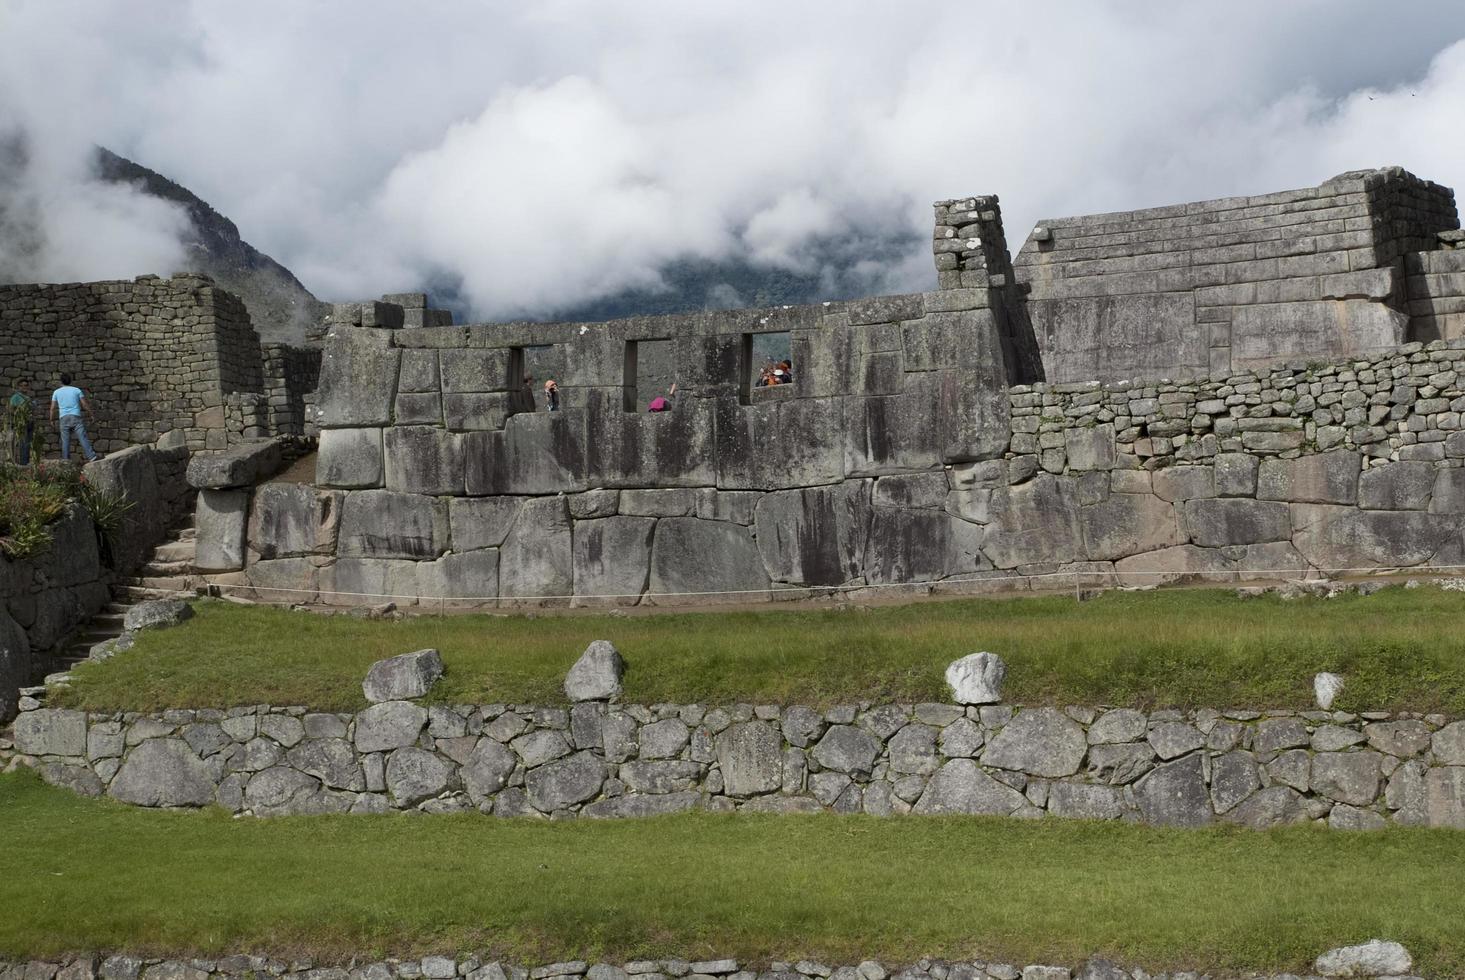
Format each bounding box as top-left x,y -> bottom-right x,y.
1133,754 -> 1212,827
1230,300 -> 1406,371
912,759 -> 1028,815
109,738 -> 215,807
1424,766 -> 1465,828
648,517 -> 770,602
982,474 -> 1083,568
186,439 -> 284,490
383,426 -> 465,496
315,334 -> 400,427
324,558 -> 419,606
464,413 -> 588,496
1027,293 -> 1205,383
1257,452 -> 1361,504
754,482 -> 871,586
1182,498 -> 1292,547
1291,504 -> 1461,570
83,446 -> 164,573
316,428 -> 384,489
248,484 -> 340,559
719,397 -> 846,490
440,348 -> 512,392
865,506 -> 984,584
499,496 -> 573,600
337,489 -> 447,560
194,489 -> 249,572
980,707 -> 1087,777
1079,493 -> 1181,561
416,550 -> 499,607
584,394 -> 717,489
572,517 -> 655,602
1358,461 -> 1436,510
13,707 -> 87,756
447,497 -> 524,551
715,721 -> 782,797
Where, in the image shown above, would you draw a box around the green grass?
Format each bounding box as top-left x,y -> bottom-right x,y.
2,770 -> 1463,973
53,585 -> 1465,713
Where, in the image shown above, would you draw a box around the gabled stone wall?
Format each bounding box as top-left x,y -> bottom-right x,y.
1009,167 -> 1459,383
14,699 -> 1465,829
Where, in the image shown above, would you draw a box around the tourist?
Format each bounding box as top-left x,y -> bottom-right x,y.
648,382 -> 678,413
774,359 -> 794,384
49,373 -> 99,463
544,378 -> 560,412
8,378 -> 35,465
756,363 -> 776,387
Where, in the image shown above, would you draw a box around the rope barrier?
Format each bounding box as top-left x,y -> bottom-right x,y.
118,563 -> 1465,606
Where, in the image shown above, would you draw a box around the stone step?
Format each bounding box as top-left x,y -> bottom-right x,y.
139,560 -> 195,577
176,527 -> 196,541
151,540 -> 197,562
92,612 -> 126,627
103,603 -> 132,615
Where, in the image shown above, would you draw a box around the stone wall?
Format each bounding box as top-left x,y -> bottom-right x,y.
14,698 -> 1465,829
0,948 -> 1426,980
1406,235 -> 1465,342
0,274 -> 266,453
261,343 -> 322,437
218,287 -> 1016,603
1009,167 -> 1459,383
0,509 -> 108,720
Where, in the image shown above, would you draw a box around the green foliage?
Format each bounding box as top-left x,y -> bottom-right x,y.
3,769 -> 1465,972
52,586 -> 1465,714
0,461 -> 122,560
77,479 -> 135,540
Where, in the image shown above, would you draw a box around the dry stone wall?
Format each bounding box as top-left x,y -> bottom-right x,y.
0,949 -> 1427,980
0,274 -> 266,453
1405,235 -> 1465,342
1010,167 -> 1459,382
13,698 -> 1465,829
0,446 -> 192,721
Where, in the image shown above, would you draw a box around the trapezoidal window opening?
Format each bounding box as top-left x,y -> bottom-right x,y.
624,337 -> 675,412
741,330 -> 794,403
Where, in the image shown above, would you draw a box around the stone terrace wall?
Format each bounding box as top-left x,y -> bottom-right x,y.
0,274 -> 266,453
219,288 -> 1017,603
13,699 -> 1465,829
0,446 -> 192,721
261,343 -> 322,437
1011,167 -> 1459,382
986,339 -> 1465,585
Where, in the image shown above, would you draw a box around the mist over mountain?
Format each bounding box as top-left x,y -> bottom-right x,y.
92,148 -> 329,344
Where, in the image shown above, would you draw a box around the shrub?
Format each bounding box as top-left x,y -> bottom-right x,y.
0,462 -> 125,561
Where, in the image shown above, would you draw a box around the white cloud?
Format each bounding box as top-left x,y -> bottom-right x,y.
0,0 -> 1462,319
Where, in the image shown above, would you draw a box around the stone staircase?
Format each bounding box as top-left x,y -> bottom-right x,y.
41,520 -> 204,682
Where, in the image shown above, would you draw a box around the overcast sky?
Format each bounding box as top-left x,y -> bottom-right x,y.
2,0 -> 1464,321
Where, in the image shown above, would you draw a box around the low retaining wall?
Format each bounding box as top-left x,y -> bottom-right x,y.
0,943 -> 1423,980
13,699 -> 1465,829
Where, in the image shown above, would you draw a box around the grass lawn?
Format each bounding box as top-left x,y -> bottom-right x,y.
51,585 -> 1465,713
2,770 -> 1464,973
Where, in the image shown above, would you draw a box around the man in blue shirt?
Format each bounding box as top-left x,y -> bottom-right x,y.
49,373 -> 99,463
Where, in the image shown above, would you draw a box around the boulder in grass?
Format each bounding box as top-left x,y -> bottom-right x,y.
1315,940 -> 1412,978
362,649 -> 444,703
945,651 -> 1006,704
123,599 -> 194,633
1315,671 -> 1345,710
564,640 -> 625,702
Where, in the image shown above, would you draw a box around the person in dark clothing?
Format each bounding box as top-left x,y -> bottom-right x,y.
543,379 -> 560,411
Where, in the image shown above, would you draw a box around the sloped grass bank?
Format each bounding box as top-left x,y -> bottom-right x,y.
1,771 -> 1463,973
50,586 -> 1465,713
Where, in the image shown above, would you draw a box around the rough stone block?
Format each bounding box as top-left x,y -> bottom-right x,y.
1182,498 -> 1292,547
1079,493 -> 1181,561
983,474 -> 1083,568
186,439 -> 283,489
441,348 -> 512,392
248,483 -> 340,559
1064,425 -> 1115,471
194,489 -> 249,572
447,497 -> 524,551
573,517 -> 655,601
648,517 -> 771,602
1257,451 -> 1361,504
1358,461 -> 1437,510
337,489 -> 447,560
415,550 -> 499,607
499,496 -> 573,600
316,428 -> 385,489
754,483 -> 871,586
384,426 -> 465,496
1291,505 -> 1461,570
315,335 -> 400,427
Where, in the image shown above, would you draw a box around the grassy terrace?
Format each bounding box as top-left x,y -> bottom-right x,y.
3,771 -> 1465,973
54,585 -> 1465,712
